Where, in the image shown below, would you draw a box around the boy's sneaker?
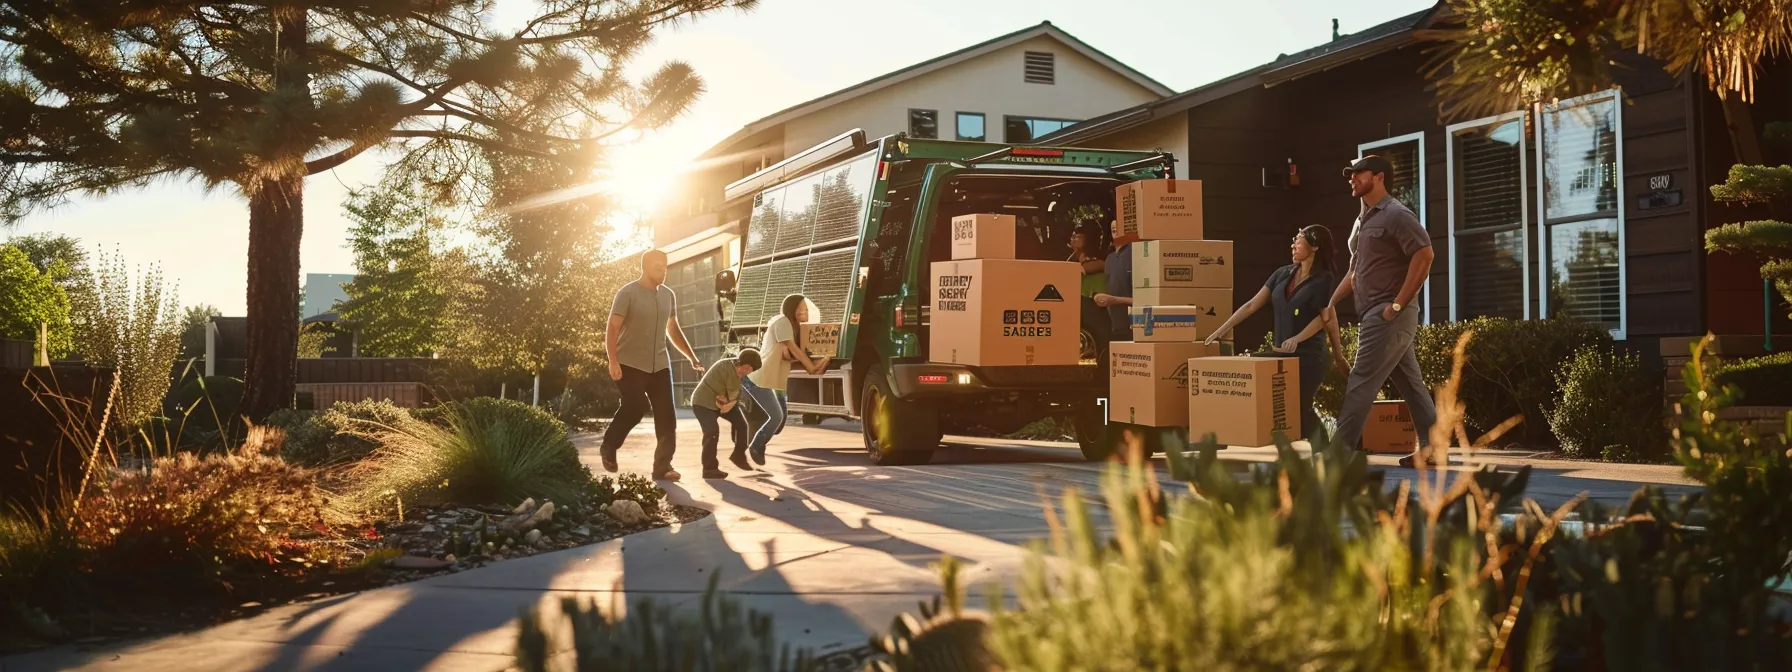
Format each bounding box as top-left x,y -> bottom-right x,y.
601,448 -> 618,473
729,452 -> 753,471
654,470 -> 682,482
750,447 -> 767,466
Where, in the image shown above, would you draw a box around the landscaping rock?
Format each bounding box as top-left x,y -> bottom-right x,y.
500,500 -> 555,533
603,499 -> 649,526
523,529 -> 543,547
513,498 -> 537,515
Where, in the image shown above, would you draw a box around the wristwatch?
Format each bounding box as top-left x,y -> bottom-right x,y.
1391,303 -> 1404,313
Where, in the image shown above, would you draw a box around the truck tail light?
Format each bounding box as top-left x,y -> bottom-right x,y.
894,305 -> 904,328
917,374 -> 948,384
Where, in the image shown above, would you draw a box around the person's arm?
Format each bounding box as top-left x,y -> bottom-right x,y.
1092,293 -> 1134,307
781,339 -> 830,375
1327,271 -> 1355,313
1080,257 -> 1106,274
666,314 -> 704,372
717,395 -> 736,414
1388,248 -> 1435,315
1280,314 -> 1330,352
605,314 -> 625,380
1382,212 -> 1435,321
1206,286 -> 1271,345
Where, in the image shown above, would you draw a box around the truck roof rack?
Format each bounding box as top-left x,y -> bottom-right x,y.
722,129 -> 871,204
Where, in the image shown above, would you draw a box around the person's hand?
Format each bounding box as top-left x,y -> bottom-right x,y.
690,360 -> 706,373
1093,293 -> 1114,308
608,360 -> 623,381
1381,304 -> 1398,322
811,356 -> 832,374
1277,338 -> 1299,353
1203,333 -> 1220,346
1334,358 -> 1351,381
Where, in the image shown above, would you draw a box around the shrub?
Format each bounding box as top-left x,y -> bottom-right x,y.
351,397 -> 585,510
73,428 -> 331,587
515,573 -> 820,672
0,506 -> 77,644
1547,346 -> 1668,461
1713,351 -> 1792,406
271,399 -> 414,467
173,375 -> 244,430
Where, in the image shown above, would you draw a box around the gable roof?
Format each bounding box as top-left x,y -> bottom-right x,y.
699,22 -> 1174,158
1038,6 -> 1436,146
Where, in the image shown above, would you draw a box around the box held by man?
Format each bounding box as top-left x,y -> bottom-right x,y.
1115,180 -> 1203,240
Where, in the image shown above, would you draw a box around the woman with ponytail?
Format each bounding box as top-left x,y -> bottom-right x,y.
1205,225 -> 1340,442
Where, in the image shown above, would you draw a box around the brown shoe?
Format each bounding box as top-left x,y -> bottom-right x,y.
655,469 -> 682,482
601,449 -> 618,473
702,469 -> 729,480
729,453 -> 753,471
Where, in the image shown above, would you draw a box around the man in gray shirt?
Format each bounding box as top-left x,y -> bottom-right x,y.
1326,155 -> 1440,468
600,249 -> 705,481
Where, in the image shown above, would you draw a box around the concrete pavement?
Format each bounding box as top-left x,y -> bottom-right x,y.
2,418 -> 1699,671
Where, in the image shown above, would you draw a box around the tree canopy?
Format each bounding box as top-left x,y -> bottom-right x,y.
0,243 -> 71,358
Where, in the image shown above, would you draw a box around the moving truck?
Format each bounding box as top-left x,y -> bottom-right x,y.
710,129 -> 1176,465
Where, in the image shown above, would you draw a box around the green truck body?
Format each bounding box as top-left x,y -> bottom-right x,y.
714,129 -> 1174,464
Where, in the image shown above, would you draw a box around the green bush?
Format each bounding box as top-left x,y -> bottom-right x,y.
515,573 -> 819,672
270,399 -> 414,467
0,507 -> 77,645
351,397 -> 585,510
1713,351 -> 1792,406
1546,346 -> 1668,461
173,376 -> 244,430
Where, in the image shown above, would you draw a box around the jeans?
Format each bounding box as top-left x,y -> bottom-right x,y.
599,365 -> 677,475
1334,303 -> 1439,451
693,405 -> 748,471
740,378 -> 787,457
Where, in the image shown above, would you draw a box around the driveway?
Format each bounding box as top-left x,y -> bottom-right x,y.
1,418 -> 1698,671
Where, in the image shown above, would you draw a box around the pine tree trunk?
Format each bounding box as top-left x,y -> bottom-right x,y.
240,178 -> 304,422
239,8 -> 310,423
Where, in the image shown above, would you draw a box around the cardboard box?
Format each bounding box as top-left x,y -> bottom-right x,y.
798,323 -> 840,357
1187,356 -> 1301,447
1131,288 -> 1231,336
949,214 -> 1016,260
1129,306 -> 1204,342
1363,400 -> 1417,454
1108,342 -> 1224,427
1115,180 -> 1203,240
1133,240 -> 1233,289
929,259 -> 1081,367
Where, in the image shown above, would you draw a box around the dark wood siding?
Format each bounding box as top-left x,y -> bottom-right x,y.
1179,42 -> 1710,355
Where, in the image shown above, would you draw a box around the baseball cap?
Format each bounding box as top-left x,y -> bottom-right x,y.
1342,155 -> 1393,178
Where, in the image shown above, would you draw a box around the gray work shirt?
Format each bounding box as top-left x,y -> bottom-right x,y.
1347,196 -> 1430,311
610,281 -> 676,373
1104,242 -> 1134,333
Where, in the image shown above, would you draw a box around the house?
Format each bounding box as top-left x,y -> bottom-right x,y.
1037,3 -> 1792,369
652,21 -> 1174,399
302,273 -> 355,320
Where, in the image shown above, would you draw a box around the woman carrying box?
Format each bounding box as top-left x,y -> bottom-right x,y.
740,294 -> 832,465
1205,225 -> 1340,443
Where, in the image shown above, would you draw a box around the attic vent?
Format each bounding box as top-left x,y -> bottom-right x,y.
1023,51 -> 1055,85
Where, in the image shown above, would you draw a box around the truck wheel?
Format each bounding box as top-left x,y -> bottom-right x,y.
861,369 -> 938,466
1071,401 -> 1116,461
801,413 -> 824,426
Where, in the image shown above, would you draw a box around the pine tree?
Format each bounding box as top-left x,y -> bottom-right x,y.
0,0 -> 753,420
1706,164 -> 1792,316
337,182 -> 465,357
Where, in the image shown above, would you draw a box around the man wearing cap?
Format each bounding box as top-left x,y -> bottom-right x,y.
1325,155 -> 1441,468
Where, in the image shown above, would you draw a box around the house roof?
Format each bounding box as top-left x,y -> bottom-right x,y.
1038,6 -> 1436,146
698,21 -> 1175,159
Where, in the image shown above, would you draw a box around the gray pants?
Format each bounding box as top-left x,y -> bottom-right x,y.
1334,302 -> 1438,451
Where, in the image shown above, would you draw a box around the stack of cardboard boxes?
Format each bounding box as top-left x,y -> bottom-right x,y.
1106,179 -> 1301,447
929,214 -> 1081,367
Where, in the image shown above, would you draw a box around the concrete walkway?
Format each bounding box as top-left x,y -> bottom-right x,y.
1,419 -> 1699,672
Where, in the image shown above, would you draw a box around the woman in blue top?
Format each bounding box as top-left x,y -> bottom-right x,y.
1205,225 -> 1340,442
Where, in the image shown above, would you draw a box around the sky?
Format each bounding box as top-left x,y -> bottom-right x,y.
5,0 -> 1435,315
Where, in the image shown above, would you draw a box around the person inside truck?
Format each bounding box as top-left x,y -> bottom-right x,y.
1092,220 -> 1138,342
740,294 -> 832,465
1068,220 -> 1109,298
1203,225 -> 1341,444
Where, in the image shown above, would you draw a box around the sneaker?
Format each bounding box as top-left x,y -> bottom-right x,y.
750,447 -> 766,466
601,450 -> 618,473
655,469 -> 682,482
729,453 -> 753,471
702,469 -> 729,480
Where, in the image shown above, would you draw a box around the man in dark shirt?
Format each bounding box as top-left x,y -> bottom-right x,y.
1092,220 -> 1138,342
1326,155 -> 1440,467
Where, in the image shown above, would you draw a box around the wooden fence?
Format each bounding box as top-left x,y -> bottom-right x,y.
1,339 -> 31,369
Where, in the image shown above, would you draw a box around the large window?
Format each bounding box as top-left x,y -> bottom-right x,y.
1539,90 -> 1625,338
667,249 -> 725,405
956,112 -> 985,142
1358,132 -> 1430,323
1447,112 -> 1529,320
1004,115 -> 1078,144
908,109 -> 938,139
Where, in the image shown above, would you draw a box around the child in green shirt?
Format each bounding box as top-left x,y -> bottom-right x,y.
690,348 -> 762,478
